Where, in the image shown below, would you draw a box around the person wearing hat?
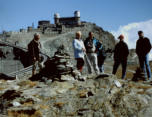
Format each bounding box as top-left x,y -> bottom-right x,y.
28,33 -> 42,76
112,34 -> 129,79
136,31 -> 151,81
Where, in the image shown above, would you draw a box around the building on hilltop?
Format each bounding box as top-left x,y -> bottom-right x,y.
54,11 -> 81,26
36,11 -> 82,34
0,11 -> 83,36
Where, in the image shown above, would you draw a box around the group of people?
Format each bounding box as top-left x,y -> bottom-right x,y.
73,31 -> 152,81
72,31 -> 106,75
27,31 -> 151,81
28,32 -> 106,77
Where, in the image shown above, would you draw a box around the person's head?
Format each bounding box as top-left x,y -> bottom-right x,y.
89,32 -> 94,39
138,30 -> 144,38
76,31 -> 81,39
118,34 -> 124,41
34,33 -> 40,41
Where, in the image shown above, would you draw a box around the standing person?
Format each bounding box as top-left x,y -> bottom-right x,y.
96,41 -> 106,73
72,31 -> 86,73
112,35 -> 129,79
84,32 -> 100,74
136,31 -> 151,81
28,33 -> 42,76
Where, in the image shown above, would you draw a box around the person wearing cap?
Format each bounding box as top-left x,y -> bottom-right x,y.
136,31 -> 151,81
28,33 -> 42,76
72,31 -> 86,73
112,34 -> 129,79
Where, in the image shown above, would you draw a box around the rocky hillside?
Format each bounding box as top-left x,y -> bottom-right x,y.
0,73 -> 152,117
0,22 -> 115,74
0,22 -> 115,57
1,22 -> 151,117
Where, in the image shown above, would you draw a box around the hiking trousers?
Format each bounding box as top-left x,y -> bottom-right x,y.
112,59 -> 127,79
138,54 -> 151,80
86,53 -> 100,74
32,60 -> 42,76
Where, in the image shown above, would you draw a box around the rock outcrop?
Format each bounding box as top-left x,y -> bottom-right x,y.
1,73 -> 152,117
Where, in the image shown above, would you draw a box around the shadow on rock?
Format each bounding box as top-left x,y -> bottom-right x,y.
95,74 -> 109,79
0,73 -> 16,80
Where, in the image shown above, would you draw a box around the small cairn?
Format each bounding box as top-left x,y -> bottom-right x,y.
132,67 -> 146,81
41,45 -> 73,80
30,45 -> 84,82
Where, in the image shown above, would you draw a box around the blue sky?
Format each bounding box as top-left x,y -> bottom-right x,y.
0,0 -> 152,32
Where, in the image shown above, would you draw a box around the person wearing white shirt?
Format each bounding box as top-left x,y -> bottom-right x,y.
72,31 -> 86,72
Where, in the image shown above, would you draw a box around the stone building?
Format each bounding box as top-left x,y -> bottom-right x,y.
54,11 -> 81,26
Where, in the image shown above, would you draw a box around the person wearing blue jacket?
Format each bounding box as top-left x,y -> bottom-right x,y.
84,32 -> 100,74
96,41 -> 106,73
72,31 -> 86,73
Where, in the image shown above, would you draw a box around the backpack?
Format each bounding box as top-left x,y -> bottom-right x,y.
96,41 -> 106,59
99,47 -> 106,59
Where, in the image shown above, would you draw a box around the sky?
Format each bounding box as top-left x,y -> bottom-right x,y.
0,0 -> 152,48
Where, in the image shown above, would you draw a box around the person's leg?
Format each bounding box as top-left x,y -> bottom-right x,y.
121,59 -> 127,79
112,60 -> 120,75
76,58 -> 84,73
145,54 -> 151,80
32,61 -> 37,76
99,58 -> 105,73
92,53 -> 100,74
86,54 -> 93,74
98,56 -> 103,73
139,56 -> 148,80
138,56 -> 145,72
38,61 -> 43,72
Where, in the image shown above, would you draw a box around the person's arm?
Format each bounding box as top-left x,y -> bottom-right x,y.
135,41 -> 139,55
146,38 -> 152,53
72,39 -> 83,52
113,44 -> 118,60
125,43 -> 129,57
28,41 -> 36,60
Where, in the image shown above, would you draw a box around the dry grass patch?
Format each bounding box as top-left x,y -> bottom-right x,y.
78,90 -> 88,98
137,91 -> 145,94
39,104 -> 49,110
0,87 -> 4,90
100,85 -> 107,89
22,101 -> 34,107
8,109 -> 42,117
136,85 -> 152,90
18,80 -> 37,88
54,102 -> 65,108
69,87 -> 77,90
128,83 -> 152,90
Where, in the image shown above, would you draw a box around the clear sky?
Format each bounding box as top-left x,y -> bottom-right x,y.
0,0 -> 152,32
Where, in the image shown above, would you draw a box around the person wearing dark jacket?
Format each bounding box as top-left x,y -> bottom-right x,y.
136,31 -> 151,81
28,33 -> 42,76
112,34 -> 129,79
